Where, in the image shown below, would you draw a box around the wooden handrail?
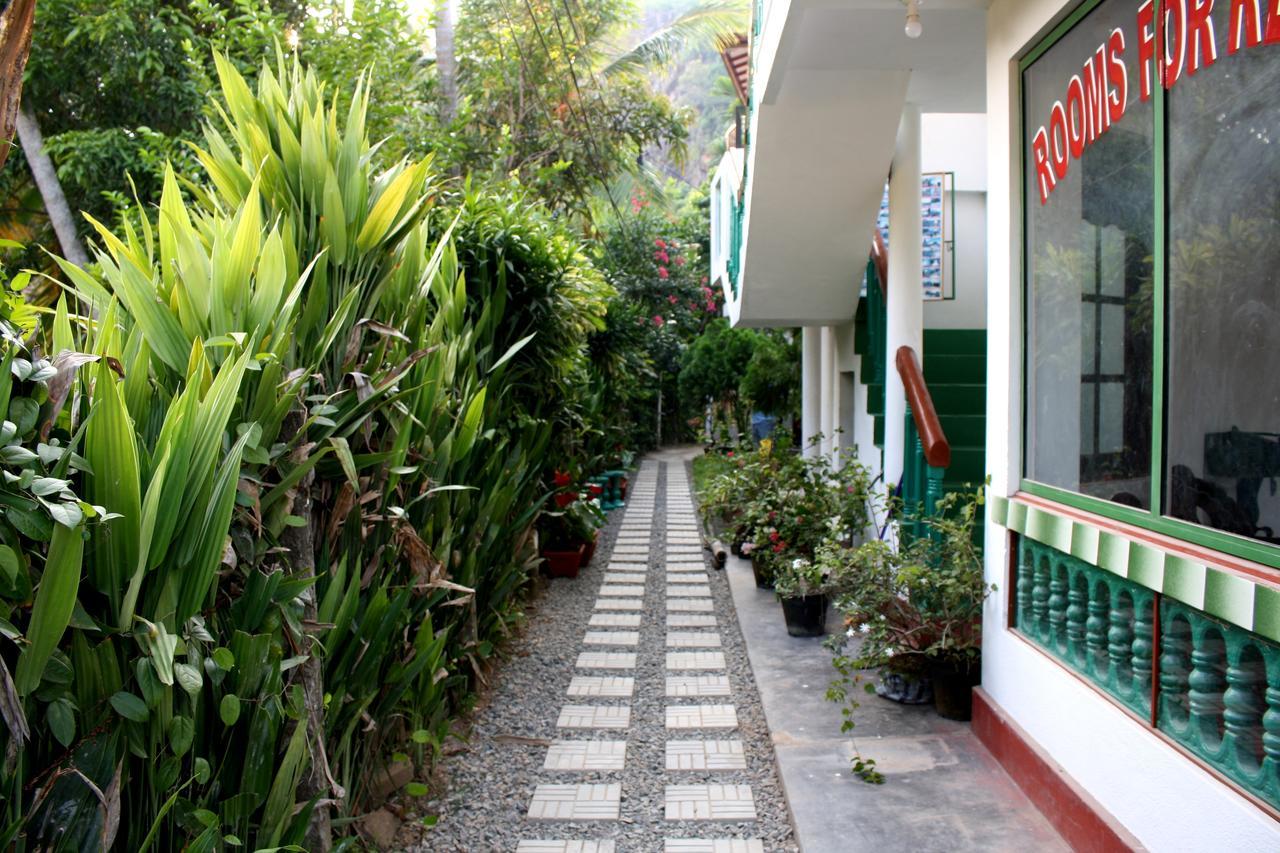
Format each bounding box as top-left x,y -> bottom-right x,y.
895,345 -> 951,469
870,228 -> 888,298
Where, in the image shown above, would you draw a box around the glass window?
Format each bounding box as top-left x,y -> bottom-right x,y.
1165,4 -> 1280,544
1023,0 -> 1154,509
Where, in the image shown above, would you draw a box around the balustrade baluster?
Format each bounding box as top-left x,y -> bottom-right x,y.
1224,645 -> 1267,772
1189,629 -> 1228,751
1262,667 -> 1280,793
1048,564 -> 1068,652
1066,572 -> 1087,666
1017,548 -> 1035,633
1108,592 -> 1135,694
1086,580 -> 1110,679
1160,613 -> 1192,729
1032,556 -> 1050,642
1132,597 -> 1154,712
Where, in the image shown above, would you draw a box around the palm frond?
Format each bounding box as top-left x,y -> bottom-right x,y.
601,0 -> 748,79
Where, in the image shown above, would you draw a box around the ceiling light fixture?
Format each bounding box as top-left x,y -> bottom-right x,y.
904,0 -> 923,38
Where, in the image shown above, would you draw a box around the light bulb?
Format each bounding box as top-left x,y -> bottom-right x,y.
904,0 -> 922,38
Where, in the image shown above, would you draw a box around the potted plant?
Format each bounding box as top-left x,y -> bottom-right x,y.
568,499 -> 606,566
828,487 -> 993,720
773,553 -> 834,637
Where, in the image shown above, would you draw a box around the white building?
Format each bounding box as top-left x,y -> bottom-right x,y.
710,0 -> 1280,847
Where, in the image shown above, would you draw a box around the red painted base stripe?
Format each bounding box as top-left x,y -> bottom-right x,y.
972,687 -> 1144,853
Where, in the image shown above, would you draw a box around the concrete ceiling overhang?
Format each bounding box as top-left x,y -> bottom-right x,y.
733,0 -> 987,327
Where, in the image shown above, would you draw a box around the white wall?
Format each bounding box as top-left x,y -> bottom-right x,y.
983,1 -> 1280,849
923,191 -> 988,330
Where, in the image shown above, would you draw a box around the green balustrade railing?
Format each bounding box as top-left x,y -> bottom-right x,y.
1015,537 -> 1280,809
901,404 -> 946,542
727,194 -> 743,297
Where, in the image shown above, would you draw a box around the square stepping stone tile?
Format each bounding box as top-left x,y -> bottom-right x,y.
667,574 -> 708,584
667,613 -> 718,628
576,652 -> 636,670
528,784 -> 621,820
663,784 -> 756,821
665,740 -> 746,770
568,676 -> 634,697
667,599 -> 714,613
663,841 -> 764,853
666,632 -> 722,648
666,675 -> 731,697
606,555 -> 650,568
598,584 -> 645,597
594,598 -> 643,611
666,651 -> 726,671
666,705 -> 738,730
545,740 -> 628,770
517,843 -> 617,853
557,705 -> 631,729
603,572 -> 647,584
666,585 -> 712,598
583,631 -> 639,646
589,613 -> 641,628
667,563 -> 708,573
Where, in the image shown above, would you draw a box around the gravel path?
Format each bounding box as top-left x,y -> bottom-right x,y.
409,451 -> 799,852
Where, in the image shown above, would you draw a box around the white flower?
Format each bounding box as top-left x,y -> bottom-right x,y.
846,627 -> 856,638
858,623 -> 870,634
792,558 -> 805,570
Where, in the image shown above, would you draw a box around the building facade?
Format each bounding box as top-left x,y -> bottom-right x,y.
711,0 -> 1280,847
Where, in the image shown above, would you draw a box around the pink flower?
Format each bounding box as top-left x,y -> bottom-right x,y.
701,276 -> 709,284
654,238 -> 667,249
657,267 -> 669,279
668,294 -> 678,304
675,256 -> 686,266
652,315 -> 665,327
705,301 -> 716,312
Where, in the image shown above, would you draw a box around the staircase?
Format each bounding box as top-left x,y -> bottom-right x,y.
851,242 -> 987,498
921,328 -> 986,494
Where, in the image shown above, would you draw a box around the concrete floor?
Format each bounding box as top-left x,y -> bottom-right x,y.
721,549 -> 1069,853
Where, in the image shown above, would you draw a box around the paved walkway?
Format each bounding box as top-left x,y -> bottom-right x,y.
415,454 -> 796,852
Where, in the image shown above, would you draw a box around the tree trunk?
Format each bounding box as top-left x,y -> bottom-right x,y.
16,105 -> 89,267
434,0 -> 457,123
279,409 -> 338,853
0,0 -> 36,173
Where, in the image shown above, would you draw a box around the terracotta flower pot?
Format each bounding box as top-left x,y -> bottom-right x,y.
580,531 -> 599,567
544,545 -> 585,578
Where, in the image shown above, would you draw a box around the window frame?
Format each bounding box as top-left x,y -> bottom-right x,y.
1016,0 -> 1280,571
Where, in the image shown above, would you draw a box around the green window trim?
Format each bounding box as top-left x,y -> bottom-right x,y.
1016,0 -> 1279,571
993,493 -> 1280,644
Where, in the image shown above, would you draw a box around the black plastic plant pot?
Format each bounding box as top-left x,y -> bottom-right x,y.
780,593 -> 827,637
929,657 -> 981,721
750,556 -> 775,590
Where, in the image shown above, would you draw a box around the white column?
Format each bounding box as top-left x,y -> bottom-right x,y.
884,103 -> 924,488
801,327 -> 822,457
819,326 -> 835,458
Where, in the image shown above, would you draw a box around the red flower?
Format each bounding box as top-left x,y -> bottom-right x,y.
657,266 -> 669,279
654,250 -> 669,263
675,256 -> 686,266
668,294 -> 678,304
768,530 -> 779,543
655,238 -> 667,249
773,543 -> 785,553
727,451 -> 734,457
553,470 -> 572,487
652,315 -> 665,327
